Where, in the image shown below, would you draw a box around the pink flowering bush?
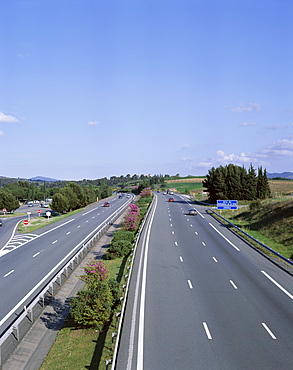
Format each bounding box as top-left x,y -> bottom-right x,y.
124,203 -> 141,231
140,187 -> 151,197
81,260 -> 108,285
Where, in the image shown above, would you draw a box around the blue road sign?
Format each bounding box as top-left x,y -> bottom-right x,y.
217,200 -> 238,210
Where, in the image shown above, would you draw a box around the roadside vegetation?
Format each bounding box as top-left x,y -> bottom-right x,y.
40,189 -> 153,370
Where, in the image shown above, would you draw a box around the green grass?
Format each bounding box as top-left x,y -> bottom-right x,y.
18,209 -> 83,233
215,198 -> 293,260
40,257 -> 129,370
168,182 -> 204,193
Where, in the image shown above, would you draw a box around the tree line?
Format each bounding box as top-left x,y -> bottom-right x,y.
202,164 -> 271,203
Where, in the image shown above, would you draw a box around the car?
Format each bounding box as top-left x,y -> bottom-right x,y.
163,192 -> 167,195
188,208 -> 197,215
168,198 -> 174,202
0,219 -> 2,227
27,203 -> 34,207
103,202 -> 110,207
42,203 -> 49,208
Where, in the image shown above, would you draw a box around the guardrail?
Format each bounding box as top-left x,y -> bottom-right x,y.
208,208 -> 293,267
0,197 -> 133,366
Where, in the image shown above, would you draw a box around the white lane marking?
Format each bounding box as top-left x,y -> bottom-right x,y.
137,194 -> 157,370
172,231 -> 175,234
82,207 -> 98,216
262,323 -> 276,339
230,280 -> 238,289
213,257 -> 218,262
86,220 -> 89,223
195,231 -> 198,235
4,270 -> 14,277
33,252 -> 40,257
203,322 -> 212,339
187,218 -> 189,221
209,223 -> 240,251
52,240 -> 58,244
175,242 -> 178,246
261,271 -> 293,300
202,242 -> 206,246
190,224 -> 193,227
170,224 -> 173,227
179,256 -> 183,262
77,225 -> 81,228
169,218 -> 172,221
92,216 -> 95,219
187,280 -> 193,289
67,232 -> 71,235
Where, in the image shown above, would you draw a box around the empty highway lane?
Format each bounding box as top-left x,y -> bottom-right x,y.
116,193 -> 293,370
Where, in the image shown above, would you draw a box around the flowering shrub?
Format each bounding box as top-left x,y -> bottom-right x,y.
124,203 -> 141,231
140,187 -> 151,197
70,260 -> 114,330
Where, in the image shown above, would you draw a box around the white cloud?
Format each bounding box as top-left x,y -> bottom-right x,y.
182,144 -> 190,149
265,124 -> 283,130
261,138 -> 293,157
225,103 -> 262,113
0,130 -> 4,137
239,122 -> 256,127
87,120 -> 100,126
0,112 -> 20,123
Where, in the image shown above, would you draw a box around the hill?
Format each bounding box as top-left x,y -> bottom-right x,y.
29,176 -> 61,182
267,172 -> 293,179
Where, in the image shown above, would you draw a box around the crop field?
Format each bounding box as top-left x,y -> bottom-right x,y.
268,180 -> 293,197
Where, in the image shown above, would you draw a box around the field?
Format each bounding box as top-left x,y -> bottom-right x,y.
268,180 -> 293,197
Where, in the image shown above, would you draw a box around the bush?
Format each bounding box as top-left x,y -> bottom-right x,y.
70,260 -> 114,330
249,199 -> 262,211
107,240 -> 132,258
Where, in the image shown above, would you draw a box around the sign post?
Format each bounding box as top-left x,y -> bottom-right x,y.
37,209 -> 41,217
46,211 -> 51,222
217,200 -> 238,210
23,219 -> 29,230
27,211 -> 31,222
2,208 -> 6,216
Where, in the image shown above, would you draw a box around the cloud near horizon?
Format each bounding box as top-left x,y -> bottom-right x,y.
87,120 -> 100,126
0,112 -> 20,123
225,103 -> 262,113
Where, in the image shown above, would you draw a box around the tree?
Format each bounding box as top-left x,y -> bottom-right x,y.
0,191 -> 19,212
51,193 -> 69,213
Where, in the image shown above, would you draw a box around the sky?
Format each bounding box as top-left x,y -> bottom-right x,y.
0,0 -> 293,180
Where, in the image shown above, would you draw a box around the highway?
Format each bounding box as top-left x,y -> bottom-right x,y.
116,192 -> 293,369
0,195 -> 133,335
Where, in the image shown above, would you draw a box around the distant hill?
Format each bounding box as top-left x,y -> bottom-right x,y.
267,172 -> 293,180
29,176 -> 61,182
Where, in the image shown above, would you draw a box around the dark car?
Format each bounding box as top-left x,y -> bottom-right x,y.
168,198 -> 174,202
0,219 -> 2,227
103,202 -> 110,207
188,208 -> 197,215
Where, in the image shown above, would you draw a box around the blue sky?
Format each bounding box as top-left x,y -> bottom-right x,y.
1,0 -> 292,180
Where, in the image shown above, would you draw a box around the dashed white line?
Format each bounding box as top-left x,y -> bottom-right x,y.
33,252 -> 40,258
175,242 -> 178,246
202,242 -> 206,247
230,280 -> 238,289
4,270 -> 14,278
172,231 -> 175,234
179,256 -> 183,262
262,323 -> 276,339
86,220 -> 89,223
170,224 -> 173,227
77,225 -> 81,228
261,271 -> 293,299
67,232 -> 71,235
195,231 -> 198,235
203,322 -> 212,339
52,240 -> 58,244
187,280 -> 193,289
213,257 -> 218,262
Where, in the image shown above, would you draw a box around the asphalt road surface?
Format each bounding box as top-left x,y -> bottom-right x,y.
0,195 -> 133,335
116,192 -> 293,370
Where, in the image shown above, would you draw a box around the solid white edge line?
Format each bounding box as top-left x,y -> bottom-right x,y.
203,322 -> 212,339
262,323 -> 277,339
209,223 -> 240,251
261,270 -> 293,300
137,195 -> 157,370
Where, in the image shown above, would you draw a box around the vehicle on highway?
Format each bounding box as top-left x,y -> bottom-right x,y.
42,204 -> 50,208
27,203 -> 34,207
0,219 -> 2,227
103,202 -> 110,207
188,208 -> 197,215
168,198 -> 174,202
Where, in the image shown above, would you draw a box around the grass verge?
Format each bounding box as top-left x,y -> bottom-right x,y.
40,257 -> 129,370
